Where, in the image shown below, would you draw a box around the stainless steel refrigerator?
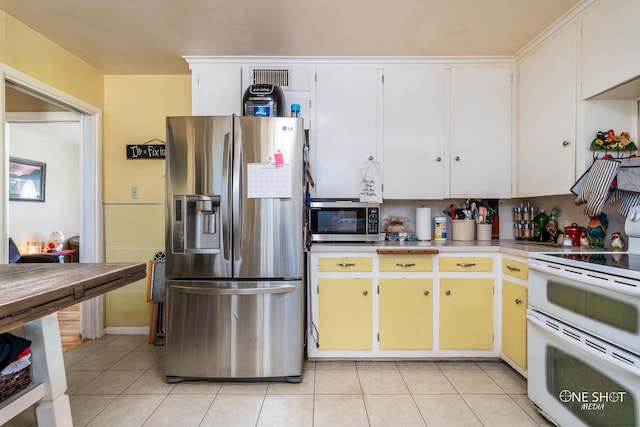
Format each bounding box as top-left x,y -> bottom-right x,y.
164,115 -> 305,383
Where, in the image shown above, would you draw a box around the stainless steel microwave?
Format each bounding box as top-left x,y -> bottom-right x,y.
308,199 -> 380,242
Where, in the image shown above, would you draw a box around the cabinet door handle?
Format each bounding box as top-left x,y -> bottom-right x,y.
455,156 -> 460,161
395,263 -> 416,268
436,156 -> 442,162
506,265 -> 521,272
515,298 -> 522,305
363,290 -> 368,296
562,140 -> 570,147
456,263 -> 476,268
336,263 -> 356,267
445,290 -> 451,296
424,290 -> 430,296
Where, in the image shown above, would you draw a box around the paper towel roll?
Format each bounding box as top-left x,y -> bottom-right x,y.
416,207 -> 432,241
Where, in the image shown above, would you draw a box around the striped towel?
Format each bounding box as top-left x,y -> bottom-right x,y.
574,159 -> 620,217
610,189 -> 640,216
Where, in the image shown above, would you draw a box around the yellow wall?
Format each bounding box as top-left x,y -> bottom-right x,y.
0,10 -> 193,328
103,75 -> 191,203
103,75 -> 191,326
0,12 -> 103,108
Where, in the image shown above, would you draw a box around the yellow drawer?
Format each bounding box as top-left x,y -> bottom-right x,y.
439,257 -> 493,272
379,256 -> 433,272
318,257 -> 373,272
502,259 -> 528,280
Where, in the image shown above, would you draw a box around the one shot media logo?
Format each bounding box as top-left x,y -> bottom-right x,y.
559,389 -> 628,411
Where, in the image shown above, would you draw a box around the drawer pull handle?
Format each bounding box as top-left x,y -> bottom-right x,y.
456,263 -> 476,268
336,263 -> 356,267
515,298 -> 522,305
396,263 -> 416,268
445,290 -> 451,296
506,265 -> 521,272
363,290 -> 368,296
424,290 -> 430,296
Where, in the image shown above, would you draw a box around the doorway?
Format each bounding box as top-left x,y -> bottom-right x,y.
6,109 -> 83,350
1,68 -> 104,340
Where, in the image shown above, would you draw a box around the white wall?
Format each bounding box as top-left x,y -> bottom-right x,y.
381,193 -> 627,248
8,121 -> 81,253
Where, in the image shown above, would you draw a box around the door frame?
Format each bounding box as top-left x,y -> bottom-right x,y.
0,64 -> 105,339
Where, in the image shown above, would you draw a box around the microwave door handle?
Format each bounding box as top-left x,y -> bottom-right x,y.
529,262 -> 640,297
221,131 -> 232,261
527,312 -> 640,375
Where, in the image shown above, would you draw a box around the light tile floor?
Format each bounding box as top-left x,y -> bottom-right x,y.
7,335 -> 554,427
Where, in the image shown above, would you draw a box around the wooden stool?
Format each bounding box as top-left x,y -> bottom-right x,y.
146,260 -> 165,345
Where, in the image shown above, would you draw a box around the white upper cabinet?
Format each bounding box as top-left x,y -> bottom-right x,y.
581,0 -> 640,99
382,66 -> 446,199
450,66 -> 513,199
189,63 -> 242,115
516,23 -> 578,197
312,64 -> 380,199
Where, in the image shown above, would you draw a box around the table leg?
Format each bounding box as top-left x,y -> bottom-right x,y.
24,313 -> 73,427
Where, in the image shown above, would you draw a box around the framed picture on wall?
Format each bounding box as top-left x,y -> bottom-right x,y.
9,157 -> 46,202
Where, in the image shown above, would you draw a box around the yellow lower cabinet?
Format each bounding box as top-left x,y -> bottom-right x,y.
502,280 -> 527,370
439,278 -> 493,350
318,278 -> 372,350
379,279 -> 433,350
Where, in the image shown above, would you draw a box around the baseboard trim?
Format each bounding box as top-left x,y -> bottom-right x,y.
104,326 -> 149,335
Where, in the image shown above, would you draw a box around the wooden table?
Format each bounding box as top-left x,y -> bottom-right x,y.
0,263 -> 146,426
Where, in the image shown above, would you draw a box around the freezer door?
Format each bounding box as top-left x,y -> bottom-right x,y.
166,116 -> 233,279
165,280 -> 305,381
233,116 -> 304,279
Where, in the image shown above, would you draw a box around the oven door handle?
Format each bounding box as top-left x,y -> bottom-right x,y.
527,311 -> 640,375
529,262 -> 640,297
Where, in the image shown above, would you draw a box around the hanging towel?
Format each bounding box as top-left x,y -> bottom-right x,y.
574,158 -> 620,217
610,189 -> 640,216
615,156 -> 640,192
359,160 -> 382,203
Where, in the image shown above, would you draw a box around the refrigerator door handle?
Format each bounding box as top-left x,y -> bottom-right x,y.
171,284 -> 296,296
232,128 -> 243,261
221,131 -> 232,261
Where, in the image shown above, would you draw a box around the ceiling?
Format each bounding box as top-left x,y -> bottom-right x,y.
0,0 -> 583,75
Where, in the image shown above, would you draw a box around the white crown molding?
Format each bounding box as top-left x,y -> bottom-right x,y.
184,55 -> 516,66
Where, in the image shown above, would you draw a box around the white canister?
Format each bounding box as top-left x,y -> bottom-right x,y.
434,216 -> 447,240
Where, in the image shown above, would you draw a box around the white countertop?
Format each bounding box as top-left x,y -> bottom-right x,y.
309,239 -> 606,258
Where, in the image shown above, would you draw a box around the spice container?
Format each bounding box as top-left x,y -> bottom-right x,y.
513,207 -> 522,222
514,223 -> 522,239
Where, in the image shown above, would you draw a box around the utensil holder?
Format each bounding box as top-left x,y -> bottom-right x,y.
476,223 -> 492,241
452,219 -> 475,241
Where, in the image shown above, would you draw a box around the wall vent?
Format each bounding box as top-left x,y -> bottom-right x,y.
251,68 -> 290,87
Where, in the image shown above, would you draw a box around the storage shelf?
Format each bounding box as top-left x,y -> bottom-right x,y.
0,382 -> 45,425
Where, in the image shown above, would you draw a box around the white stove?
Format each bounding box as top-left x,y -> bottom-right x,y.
526,206 -> 640,427
532,204 -> 640,276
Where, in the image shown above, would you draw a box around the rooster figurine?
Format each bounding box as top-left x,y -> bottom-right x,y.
586,213 -> 608,248
580,231 -> 590,248
610,232 -> 625,251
